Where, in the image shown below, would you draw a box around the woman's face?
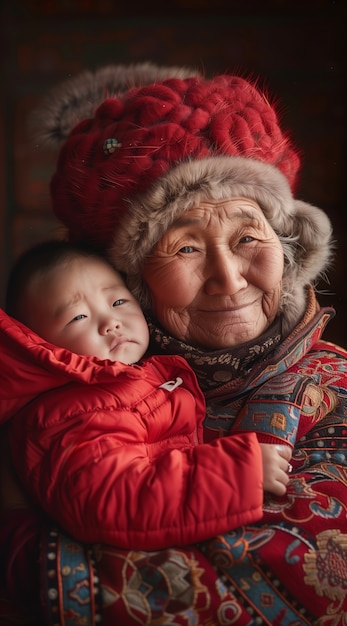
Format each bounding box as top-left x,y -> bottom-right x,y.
142,198 -> 284,349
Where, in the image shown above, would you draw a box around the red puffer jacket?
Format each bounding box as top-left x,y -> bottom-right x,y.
0,309 -> 263,550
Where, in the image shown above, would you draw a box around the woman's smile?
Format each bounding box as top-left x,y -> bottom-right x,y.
198,298 -> 260,313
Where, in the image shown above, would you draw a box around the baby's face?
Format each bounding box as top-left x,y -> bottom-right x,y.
22,256 -> 149,364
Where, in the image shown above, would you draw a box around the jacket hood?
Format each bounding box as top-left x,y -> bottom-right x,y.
0,309 -> 141,423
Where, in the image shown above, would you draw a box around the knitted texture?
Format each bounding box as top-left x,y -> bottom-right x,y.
51,74 -> 300,249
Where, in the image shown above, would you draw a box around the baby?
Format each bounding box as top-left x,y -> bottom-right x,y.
1,240 -> 291,550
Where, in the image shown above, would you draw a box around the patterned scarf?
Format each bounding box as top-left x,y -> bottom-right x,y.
146,287 -> 329,398
147,315 -> 283,393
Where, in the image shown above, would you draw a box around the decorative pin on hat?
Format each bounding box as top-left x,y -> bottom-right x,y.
103,138 -> 122,155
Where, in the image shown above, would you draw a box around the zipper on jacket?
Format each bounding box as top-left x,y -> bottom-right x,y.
159,377 -> 183,392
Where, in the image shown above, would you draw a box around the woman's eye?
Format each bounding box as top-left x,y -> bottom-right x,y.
113,299 -> 125,307
239,236 -> 255,244
179,245 -> 195,253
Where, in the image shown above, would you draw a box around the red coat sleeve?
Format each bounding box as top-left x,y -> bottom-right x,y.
10,386 -> 264,550
50,430 -> 263,549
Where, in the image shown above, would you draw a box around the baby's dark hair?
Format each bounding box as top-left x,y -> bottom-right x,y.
6,239 -> 118,320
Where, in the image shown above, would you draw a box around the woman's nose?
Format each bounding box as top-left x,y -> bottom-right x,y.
204,251 -> 248,295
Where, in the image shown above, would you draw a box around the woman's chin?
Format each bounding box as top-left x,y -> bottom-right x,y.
185,316 -> 269,350
188,327 -> 266,350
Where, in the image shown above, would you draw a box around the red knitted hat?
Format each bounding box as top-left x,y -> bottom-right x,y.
42,64 -> 332,329
50,70 -> 300,249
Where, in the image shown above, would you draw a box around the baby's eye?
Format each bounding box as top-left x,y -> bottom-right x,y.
179,245 -> 195,253
113,299 -> 125,307
71,314 -> 86,322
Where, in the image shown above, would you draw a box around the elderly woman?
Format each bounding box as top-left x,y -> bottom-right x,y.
1,63 -> 347,625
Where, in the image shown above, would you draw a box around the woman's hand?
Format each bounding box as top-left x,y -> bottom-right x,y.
259,443 -> 292,496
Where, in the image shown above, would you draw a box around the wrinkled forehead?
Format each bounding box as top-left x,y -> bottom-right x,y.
162,198 -> 274,240
171,197 -> 264,222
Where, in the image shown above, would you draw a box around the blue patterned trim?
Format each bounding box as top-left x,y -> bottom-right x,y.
41,528 -> 102,626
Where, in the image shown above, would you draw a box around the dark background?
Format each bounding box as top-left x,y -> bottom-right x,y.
0,0 -> 346,344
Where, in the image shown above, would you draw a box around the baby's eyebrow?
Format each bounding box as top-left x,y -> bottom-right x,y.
102,283 -> 120,291
54,293 -> 83,319
101,282 -> 127,295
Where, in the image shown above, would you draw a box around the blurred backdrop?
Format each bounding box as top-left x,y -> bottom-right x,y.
0,0 -> 345,343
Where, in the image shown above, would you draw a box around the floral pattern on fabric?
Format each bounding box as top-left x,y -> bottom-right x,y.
2,289 -> 347,625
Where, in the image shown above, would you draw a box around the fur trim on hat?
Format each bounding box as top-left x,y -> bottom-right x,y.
111,155 -> 333,333
31,62 -> 202,146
